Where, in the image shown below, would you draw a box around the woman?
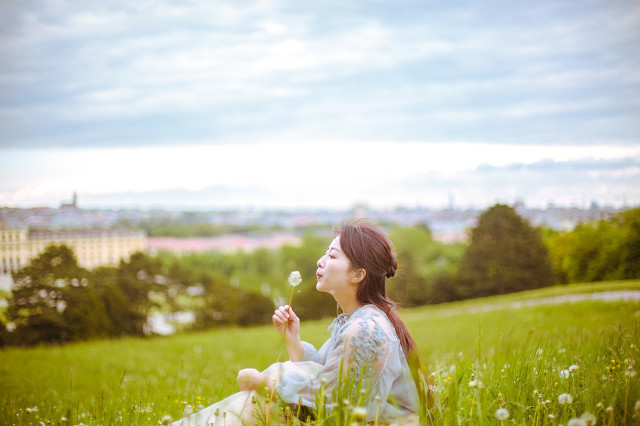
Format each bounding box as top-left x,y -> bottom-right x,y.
174,221 -> 421,425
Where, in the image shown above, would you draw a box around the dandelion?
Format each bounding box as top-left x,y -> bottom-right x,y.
626,366 -> 637,378
559,370 -> 570,379
161,414 -> 172,425
469,380 -> 478,388
579,412 -> 596,425
558,393 -> 573,405
282,271 -> 302,338
567,418 -> 586,426
569,365 -> 579,372
182,405 -> 194,418
353,407 -> 367,421
495,408 -> 509,421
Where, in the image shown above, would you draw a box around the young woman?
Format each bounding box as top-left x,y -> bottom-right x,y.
174,221 -> 421,425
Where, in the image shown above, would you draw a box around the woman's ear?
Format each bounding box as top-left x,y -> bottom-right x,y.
351,268 -> 366,284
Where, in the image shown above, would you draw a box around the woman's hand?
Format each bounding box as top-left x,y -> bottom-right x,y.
237,368 -> 267,392
273,305 -> 304,361
272,305 -> 300,341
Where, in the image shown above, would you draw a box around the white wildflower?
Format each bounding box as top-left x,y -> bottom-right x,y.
560,369 -> 570,379
569,364 -> 579,372
288,271 -> 302,287
161,415 -> 172,425
495,408 -> 509,421
580,412 -> 596,426
567,418 -> 586,426
626,366 -> 637,378
558,393 -> 573,405
352,407 -> 367,421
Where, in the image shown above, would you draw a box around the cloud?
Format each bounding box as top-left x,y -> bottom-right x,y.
0,0 -> 638,148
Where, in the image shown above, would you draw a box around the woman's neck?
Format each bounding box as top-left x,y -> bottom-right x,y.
334,292 -> 362,314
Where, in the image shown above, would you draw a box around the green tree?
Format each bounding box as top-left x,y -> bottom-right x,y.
389,224 -> 465,306
7,245 -> 96,345
457,204 -> 555,298
545,207 -> 640,283
116,252 -> 166,335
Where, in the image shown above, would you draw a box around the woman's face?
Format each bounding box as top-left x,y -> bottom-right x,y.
315,237 -> 356,295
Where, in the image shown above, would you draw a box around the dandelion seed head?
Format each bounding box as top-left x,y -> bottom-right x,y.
558,393 -> 573,405
580,412 -> 596,426
353,407 -> 367,421
495,408 -> 509,421
569,365 -> 579,372
567,418 -> 586,426
560,370 -> 570,379
288,271 -> 302,287
626,366 -> 637,377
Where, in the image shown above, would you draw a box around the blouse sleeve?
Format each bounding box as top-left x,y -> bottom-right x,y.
300,341 -> 322,364
276,310 -> 393,418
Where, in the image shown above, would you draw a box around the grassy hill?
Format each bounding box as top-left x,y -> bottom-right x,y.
1,280 -> 639,424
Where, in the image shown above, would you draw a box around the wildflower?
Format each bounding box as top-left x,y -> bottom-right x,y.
536,348 -> 544,355
352,407 -> 367,421
569,365 -> 579,372
605,406 -> 613,414
567,419 -> 586,426
559,370 -> 570,379
495,408 -> 509,421
626,366 -> 637,378
288,271 -> 302,287
558,393 -> 573,405
469,380 -> 478,388
579,412 -> 596,425
182,405 -> 194,418
548,414 -> 555,420
161,414 -> 172,425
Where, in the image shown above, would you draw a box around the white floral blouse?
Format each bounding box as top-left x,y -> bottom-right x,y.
276,304 -> 419,422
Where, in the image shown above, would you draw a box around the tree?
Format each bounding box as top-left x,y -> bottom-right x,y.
7,245 -> 94,344
544,207 -> 640,283
389,224 -> 465,306
116,252 -> 166,335
457,204 -> 555,298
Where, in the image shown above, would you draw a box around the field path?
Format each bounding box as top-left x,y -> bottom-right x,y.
432,290 -> 640,316
478,290 -> 640,312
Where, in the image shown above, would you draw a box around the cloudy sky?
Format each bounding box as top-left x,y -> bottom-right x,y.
1,0 -> 639,211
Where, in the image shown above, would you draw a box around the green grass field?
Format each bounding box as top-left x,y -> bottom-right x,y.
1,280 -> 639,425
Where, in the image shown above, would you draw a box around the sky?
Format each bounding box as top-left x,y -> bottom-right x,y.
0,0 -> 639,211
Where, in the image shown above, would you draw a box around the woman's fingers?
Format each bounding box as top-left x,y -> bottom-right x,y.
272,305 -> 292,328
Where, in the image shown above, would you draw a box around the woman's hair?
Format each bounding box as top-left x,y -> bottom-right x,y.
336,220 -> 417,358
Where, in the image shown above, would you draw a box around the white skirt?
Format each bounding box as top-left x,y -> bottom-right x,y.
173,361 -> 321,426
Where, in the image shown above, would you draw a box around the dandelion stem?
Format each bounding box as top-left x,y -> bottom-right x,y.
282,285 -> 295,342
623,376 -> 630,424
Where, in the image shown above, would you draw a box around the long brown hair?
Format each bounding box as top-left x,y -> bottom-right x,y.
336,220 -> 417,358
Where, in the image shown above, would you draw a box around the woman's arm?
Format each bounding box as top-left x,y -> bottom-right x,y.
272,305 -> 305,361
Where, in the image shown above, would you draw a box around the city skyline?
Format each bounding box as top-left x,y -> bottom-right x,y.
1,0 -> 639,210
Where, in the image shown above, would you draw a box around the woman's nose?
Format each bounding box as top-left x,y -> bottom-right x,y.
317,256 -> 324,268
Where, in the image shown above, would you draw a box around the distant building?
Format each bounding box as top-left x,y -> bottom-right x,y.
0,226 -> 147,290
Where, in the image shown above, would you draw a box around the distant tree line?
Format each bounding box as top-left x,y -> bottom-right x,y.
1,204 -> 638,347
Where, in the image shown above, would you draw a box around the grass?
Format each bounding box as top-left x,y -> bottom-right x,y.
1,280 -> 639,425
